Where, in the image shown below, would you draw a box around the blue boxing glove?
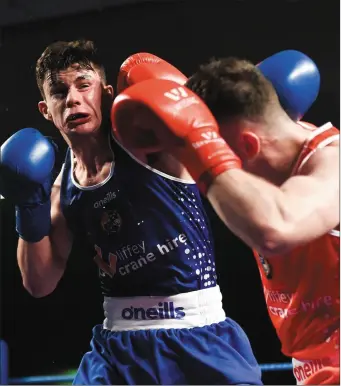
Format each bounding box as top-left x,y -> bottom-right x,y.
0,128 -> 56,242
258,50 -> 320,121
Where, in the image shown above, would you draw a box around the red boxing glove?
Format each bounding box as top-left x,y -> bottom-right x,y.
111,78 -> 242,193
114,53 -> 188,152
117,53 -> 188,93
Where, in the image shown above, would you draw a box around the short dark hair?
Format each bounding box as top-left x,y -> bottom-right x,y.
36,39 -> 106,98
186,57 -> 278,122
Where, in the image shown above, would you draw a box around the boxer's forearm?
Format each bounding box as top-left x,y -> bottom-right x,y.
207,169 -> 304,256
17,237 -> 67,297
17,190 -> 73,298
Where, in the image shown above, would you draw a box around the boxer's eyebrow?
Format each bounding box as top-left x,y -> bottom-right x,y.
48,74 -> 93,89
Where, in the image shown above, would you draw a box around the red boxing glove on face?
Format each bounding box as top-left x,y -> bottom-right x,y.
117,53 -> 188,93
111,79 -> 242,194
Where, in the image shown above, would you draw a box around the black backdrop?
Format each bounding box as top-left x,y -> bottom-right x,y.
0,0 -> 339,384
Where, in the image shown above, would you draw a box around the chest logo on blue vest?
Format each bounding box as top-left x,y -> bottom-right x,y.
94,191 -> 116,208
100,209 -> 122,234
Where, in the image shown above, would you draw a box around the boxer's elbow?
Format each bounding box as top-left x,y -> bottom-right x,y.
23,278 -> 57,298
255,221 -> 296,257
23,282 -> 55,298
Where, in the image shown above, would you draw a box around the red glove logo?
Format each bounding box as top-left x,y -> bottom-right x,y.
164,86 -> 189,101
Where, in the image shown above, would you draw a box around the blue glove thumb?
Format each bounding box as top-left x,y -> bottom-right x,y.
258,50 -> 320,121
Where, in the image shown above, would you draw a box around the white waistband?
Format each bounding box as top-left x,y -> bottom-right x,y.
103,286 -> 226,331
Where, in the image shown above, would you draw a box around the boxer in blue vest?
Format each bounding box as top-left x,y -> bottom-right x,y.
0,40 -> 319,384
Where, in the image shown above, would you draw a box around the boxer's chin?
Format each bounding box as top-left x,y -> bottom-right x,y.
68,119 -> 101,135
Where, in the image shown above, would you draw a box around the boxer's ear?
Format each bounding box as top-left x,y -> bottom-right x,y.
38,101 -> 53,122
104,85 -> 114,100
102,85 -> 115,115
239,131 -> 260,160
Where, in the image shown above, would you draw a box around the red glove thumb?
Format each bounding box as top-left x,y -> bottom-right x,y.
117,53 -> 187,93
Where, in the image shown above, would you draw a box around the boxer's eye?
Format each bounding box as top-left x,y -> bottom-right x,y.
51,86 -> 67,98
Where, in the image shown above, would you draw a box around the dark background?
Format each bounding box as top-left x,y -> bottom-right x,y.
0,0 -> 339,384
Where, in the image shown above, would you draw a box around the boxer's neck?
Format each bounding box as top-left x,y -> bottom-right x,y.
70,130 -> 113,182
260,121 -> 309,186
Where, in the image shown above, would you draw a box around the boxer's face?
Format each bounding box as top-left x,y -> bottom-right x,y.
38,64 -> 113,136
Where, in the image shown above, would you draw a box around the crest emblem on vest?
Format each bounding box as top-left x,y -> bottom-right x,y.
259,254 -> 272,279
100,209 -> 122,234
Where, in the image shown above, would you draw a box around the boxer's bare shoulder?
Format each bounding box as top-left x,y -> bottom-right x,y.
298,139 -> 339,177
277,132 -> 339,248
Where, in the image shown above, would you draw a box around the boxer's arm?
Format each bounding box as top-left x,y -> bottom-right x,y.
17,170 -> 73,297
207,145 -> 339,257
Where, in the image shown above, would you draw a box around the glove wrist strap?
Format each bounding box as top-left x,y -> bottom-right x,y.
16,200 -> 52,243
183,130 -> 242,194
